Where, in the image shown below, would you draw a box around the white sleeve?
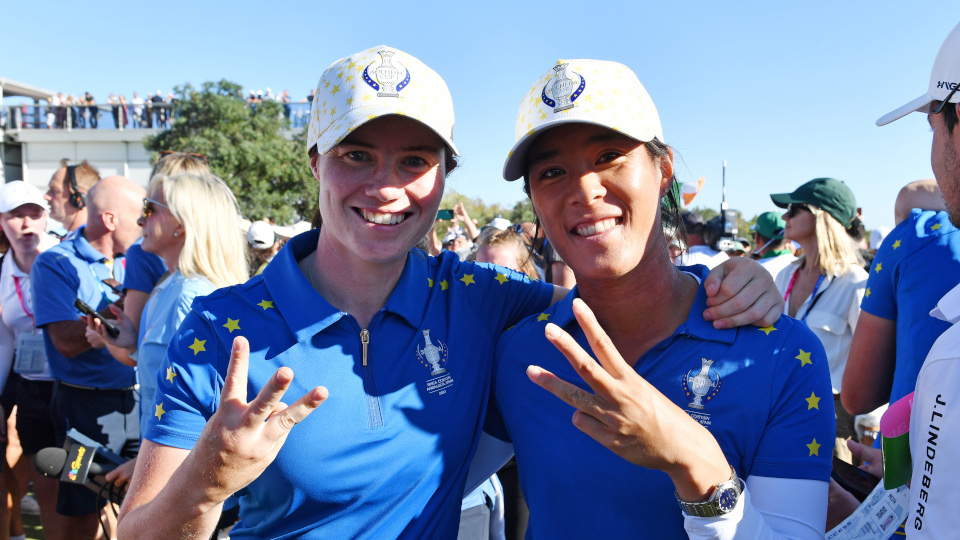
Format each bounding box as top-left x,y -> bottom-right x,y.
683,476 -> 827,540
464,432 -> 514,495
0,319 -> 15,393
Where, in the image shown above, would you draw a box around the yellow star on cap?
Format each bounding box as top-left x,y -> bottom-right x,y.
223,319 -> 240,333
346,97 -> 353,106
257,300 -> 274,310
460,274 -> 475,286
495,273 -> 509,285
537,313 -> 550,322
155,403 -> 166,421
428,278 -> 434,288
363,94 -> 371,102
874,262 -> 882,273
331,85 -> 341,96
807,438 -> 821,456
865,288 -> 871,298
188,338 -> 206,355
805,391 -> 820,410
165,367 -> 177,383
796,349 -> 812,366
440,280 -> 449,291
932,223 -> 942,231
892,240 -> 901,249
759,325 -> 777,336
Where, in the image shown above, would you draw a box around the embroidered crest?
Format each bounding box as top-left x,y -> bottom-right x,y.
362,50 -> 411,98
682,358 -> 722,410
416,329 -> 454,395
541,63 -> 586,112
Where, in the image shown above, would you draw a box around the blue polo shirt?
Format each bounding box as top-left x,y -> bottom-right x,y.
31,231 -> 135,389
486,276 -> 835,539
122,239 -> 168,293
861,209 -> 960,406
143,230 -> 554,539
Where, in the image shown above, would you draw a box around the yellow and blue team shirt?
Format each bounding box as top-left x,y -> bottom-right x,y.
486,274 -> 835,539
861,209 -> 960,406
143,229 -> 553,540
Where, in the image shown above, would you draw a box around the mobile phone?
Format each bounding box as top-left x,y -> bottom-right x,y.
831,456 -> 881,502
436,209 -> 454,220
74,299 -> 120,339
101,279 -> 122,295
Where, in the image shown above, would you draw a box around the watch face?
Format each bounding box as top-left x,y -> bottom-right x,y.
717,488 -> 738,513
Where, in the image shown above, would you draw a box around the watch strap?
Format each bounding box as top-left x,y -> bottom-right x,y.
675,466 -> 743,518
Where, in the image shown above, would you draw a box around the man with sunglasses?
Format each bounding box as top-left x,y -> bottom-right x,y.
31,175 -> 145,539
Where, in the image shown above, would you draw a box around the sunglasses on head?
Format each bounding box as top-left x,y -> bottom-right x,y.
786,203 -> 812,218
142,197 -> 168,218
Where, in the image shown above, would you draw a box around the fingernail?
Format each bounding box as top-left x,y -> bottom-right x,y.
526,365 -> 542,378
544,324 -> 560,339
703,310 -> 714,321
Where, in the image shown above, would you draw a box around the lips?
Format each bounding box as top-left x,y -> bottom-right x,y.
573,217 -> 620,237
359,209 -> 408,225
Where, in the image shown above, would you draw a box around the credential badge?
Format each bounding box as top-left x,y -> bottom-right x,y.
682,358 -> 721,410
541,63 -> 586,113
362,50 -> 412,98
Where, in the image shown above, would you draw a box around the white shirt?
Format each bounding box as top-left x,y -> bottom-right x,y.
906,282 -> 960,538
0,233 -> 60,387
775,260 -> 868,393
758,253 -> 797,278
676,245 -> 729,269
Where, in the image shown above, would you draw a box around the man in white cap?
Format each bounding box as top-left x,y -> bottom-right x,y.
246,220 -> 279,275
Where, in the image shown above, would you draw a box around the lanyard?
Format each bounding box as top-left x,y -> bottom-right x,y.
87,261 -> 116,305
12,276 -> 34,324
784,269 -> 825,323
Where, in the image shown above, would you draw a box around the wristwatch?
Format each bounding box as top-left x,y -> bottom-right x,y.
675,466 -> 743,518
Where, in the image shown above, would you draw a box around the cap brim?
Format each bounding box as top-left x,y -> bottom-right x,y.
876,93 -> 935,126
316,106 -> 458,157
770,193 -> 802,209
502,118 -> 654,181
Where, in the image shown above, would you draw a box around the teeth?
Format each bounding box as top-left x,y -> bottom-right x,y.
362,210 -> 406,225
575,218 -> 618,237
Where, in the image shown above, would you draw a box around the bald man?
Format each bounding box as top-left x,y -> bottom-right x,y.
894,179 -> 947,225
31,175 -> 145,539
44,159 -> 100,238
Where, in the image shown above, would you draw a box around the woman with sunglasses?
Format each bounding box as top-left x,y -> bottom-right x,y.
113,47 -> 784,540
486,60 -> 835,538
772,179 -> 868,463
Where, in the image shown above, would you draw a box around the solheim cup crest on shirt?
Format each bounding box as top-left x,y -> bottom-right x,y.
541,63 -> 586,113
681,358 -> 722,426
417,329 -> 454,394
362,50 -> 411,98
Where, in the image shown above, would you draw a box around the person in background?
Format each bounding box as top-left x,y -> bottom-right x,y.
246,221 -> 280,275
894,179 -> 946,225
44,159 -> 100,238
676,210 -> 728,269
476,228 -> 539,280
771,178 -> 867,464
84,92 -> 97,129
752,211 -> 796,277
131,93 -> 144,129
0,182 -> 65,540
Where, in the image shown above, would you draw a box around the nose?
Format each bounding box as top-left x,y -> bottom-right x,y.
137,215 -> 146,227
572,171 -> 606,206
365,163 -> 407,202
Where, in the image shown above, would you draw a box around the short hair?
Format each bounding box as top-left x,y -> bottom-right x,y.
149,173 -> 249,288
59,158 -> 100,192
946,101 -> 959,134
151,152 -> 210,179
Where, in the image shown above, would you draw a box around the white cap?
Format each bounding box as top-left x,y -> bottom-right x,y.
246,221 -> 275,249
292,221 -> 311,235
488,217 -> 511,230
503,59 -> 663,181
877,21 -> 960,126
0,181 -> 49,213
272,225 -> 296,239
869,226 -> 892,250
307,46 -> 457,156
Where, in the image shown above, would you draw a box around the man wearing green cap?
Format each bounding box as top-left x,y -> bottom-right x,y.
752,211 -> 796,278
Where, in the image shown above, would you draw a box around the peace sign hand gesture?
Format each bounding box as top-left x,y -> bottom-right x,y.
528,298 -> 731,501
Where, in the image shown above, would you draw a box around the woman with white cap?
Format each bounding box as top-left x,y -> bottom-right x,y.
116,47 -> 784,540
0,181 -> 65,538
487,60 -> 834,538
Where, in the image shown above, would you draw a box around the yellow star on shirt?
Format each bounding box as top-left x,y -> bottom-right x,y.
874,262 -> 882,273
759,325 -> 777,336
188,338 -> 206,355
223,319 -> 240,333
796,349 -> 812,366
892,240 -> 901,249
865,288 -> 871,298
440,280 -> 449,291
165,367 -> 177,383
805,391 -> 821,410
257,300 -> 274,310
495,273 -> 509,285
428,278 -> 434,288
155,403 -> 166,421
932,223 -> 942,231
807,438 -> 821,456
460,274 -> 475,286
537,313 -> 550,322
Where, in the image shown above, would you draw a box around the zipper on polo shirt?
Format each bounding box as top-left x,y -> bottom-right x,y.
360,329 -> 370,366
359,327 -> 383,429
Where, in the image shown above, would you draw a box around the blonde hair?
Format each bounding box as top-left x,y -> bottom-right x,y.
478,228 -> 540,280
148,174 -> 248,287
806,206 -> 862,276
151,153 -> 209,178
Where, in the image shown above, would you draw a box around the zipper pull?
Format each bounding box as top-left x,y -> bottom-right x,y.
361,329 -> 370,366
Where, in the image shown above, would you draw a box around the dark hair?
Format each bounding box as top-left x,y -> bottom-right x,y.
945,101 -> 959,134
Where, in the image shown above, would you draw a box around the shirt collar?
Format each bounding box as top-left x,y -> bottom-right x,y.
931,282 -> 960,324
73,228 -> 109,263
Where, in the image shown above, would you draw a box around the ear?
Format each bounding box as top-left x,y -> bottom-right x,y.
310,154 -> 322,182
658,147 -> 675,198
101,211 -> 118,232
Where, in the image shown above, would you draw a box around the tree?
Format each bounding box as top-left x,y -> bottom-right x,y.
145,80 -> 316,224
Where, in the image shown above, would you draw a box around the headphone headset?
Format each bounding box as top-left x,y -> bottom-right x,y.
66,165 -> 86,210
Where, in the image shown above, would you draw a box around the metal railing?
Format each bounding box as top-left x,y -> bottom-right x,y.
0,101 -> 313,132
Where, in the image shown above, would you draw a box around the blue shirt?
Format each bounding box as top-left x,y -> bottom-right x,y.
861,209 -> 960,406
31,231 -> 135,389
123,239 -> 168,293
135,271 -> 214,436
486,277 -> 835,539
143,230 -> 554,539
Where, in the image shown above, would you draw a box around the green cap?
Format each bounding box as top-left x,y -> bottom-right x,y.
770,178 -> 857,228
752,212 -> 785,240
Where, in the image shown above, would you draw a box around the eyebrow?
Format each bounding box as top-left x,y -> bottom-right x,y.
527,133 -> 625,166
342,139 -> 442,154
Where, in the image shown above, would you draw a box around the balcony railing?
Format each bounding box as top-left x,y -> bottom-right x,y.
0,102 -> 313,132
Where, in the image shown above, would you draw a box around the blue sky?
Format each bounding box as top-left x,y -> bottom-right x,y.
6,1 -> 960,230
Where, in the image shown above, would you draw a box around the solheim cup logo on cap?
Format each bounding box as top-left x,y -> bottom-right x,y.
416,329 -> 454,395
681,358 -> 722,426
363,50 -> 411,98
542,63 -> 586,113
